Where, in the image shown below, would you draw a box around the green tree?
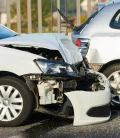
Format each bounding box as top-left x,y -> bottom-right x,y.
11,0 -> 52,33
11,0 -> 85,33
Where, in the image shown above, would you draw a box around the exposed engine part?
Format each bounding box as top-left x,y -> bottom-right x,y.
37,82 -> 56,105
23,70 -> 106,107
75,72 -> 106,91
37,80 -> 63,105
63,80 -> 77,92
91,82 -> 105,91
4,45 -> 64,61
46,80 -> 63,103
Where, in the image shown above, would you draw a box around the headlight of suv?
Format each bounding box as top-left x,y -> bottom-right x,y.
35,59 -> 78,76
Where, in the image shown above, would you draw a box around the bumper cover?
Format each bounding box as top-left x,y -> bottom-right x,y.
65,71 -> 111,126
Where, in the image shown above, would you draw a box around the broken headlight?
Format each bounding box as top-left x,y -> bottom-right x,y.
35,59 -> 78,76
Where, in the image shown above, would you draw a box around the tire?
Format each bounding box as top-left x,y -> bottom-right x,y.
0,76 -> 35,127
102,63 -> 120,109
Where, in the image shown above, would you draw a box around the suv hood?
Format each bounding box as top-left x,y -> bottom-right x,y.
0,33 -> 82,64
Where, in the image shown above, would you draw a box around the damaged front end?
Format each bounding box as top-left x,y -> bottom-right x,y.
23,58 -> 111,126
1,34 -> 111,126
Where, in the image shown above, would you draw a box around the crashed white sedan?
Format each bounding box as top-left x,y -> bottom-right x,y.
0,25 -> 111,127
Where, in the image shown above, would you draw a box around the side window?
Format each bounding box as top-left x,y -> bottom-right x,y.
110,10 -> 120,29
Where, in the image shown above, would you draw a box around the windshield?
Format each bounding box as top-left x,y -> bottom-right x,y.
0,25 -> 18,39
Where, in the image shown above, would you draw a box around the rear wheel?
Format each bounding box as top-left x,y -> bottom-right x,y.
0,76 -> 35,127
102,63 -> 120,109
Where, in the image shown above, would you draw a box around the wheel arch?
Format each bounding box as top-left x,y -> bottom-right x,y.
0,71 -> 25,81
0,71 -> 39,109
99,59 -> 120,73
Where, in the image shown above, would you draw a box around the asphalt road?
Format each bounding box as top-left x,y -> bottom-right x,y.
0,110 -> 120,138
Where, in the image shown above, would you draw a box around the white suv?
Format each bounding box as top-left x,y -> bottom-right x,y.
71,1 -> 120,108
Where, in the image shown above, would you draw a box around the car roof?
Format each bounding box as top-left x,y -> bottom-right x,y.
105,1 -> 120,12
98,0 -> 120,10
114,0 -> 120,3
77,0 -> 120,39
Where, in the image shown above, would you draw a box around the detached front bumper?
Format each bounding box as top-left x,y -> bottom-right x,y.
65,71 -> 111,126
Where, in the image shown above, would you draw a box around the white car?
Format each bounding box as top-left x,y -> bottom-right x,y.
58,1 -> 120,108
0,25 -> 111,127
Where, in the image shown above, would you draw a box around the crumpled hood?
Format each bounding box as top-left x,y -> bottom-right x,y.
0,33 -> 83,64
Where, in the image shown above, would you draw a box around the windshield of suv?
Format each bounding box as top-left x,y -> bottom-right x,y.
0,25 -> 18,39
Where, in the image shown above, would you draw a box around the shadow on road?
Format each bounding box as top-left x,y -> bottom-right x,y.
0,110 -> 119,138
17,110 -> 118,138
15,111 -> 71,137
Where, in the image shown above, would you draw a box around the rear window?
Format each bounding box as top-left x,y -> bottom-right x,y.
110,9 -> 120,29
78,7 -> 105,32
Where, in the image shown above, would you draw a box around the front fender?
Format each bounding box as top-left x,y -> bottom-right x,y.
0,46 -> 43,75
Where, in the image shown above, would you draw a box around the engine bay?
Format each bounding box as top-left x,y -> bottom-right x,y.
3,45 -> 108,116
4,45 -> 64,61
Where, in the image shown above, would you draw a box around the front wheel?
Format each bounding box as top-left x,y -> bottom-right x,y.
0,76 -> 35,127
102,63 -> 120,109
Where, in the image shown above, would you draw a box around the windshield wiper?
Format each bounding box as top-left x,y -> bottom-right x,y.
57,8 -> 100,32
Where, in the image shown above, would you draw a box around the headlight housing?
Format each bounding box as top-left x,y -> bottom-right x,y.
35,59 -> 78,76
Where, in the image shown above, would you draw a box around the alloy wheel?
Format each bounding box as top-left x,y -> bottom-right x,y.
0,85 -> 23,121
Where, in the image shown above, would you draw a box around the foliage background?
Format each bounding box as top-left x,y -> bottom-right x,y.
10,0 -> 87,33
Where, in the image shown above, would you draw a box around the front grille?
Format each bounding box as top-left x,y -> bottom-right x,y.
87,104 -> 110,117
